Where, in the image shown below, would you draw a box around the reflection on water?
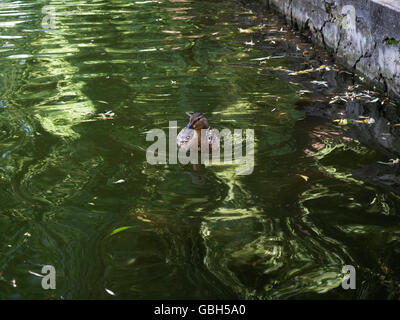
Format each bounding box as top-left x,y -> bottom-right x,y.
0,0 -> 400,299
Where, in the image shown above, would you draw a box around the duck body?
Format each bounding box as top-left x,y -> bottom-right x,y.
177,112 -> 219,152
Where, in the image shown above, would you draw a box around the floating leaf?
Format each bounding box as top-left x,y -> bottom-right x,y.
137,216 -> 152,223
244,40 -> 255,46
289,68 -> 314,76
162,30 -> 181,34
110,226 -> 133,236
238,28 -> 253,33
333,118 -> 375,125
333,119 -> 351,125
297,174 -> 309,182
377,158 -> 400,166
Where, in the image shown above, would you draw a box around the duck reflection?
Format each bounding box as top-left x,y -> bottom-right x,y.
183,163 -> 207,185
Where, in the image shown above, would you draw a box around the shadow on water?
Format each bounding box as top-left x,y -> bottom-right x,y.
0,0 -> 400,299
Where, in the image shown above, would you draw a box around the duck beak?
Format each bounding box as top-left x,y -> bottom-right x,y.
185,112 -> 193,128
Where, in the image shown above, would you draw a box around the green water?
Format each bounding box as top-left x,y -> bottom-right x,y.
0,0 -> 399,299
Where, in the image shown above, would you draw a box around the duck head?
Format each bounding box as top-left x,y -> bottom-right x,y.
185,112 -> 209,130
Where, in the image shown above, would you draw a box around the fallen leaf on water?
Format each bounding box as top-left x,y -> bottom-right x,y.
244,40 -> 255,46
377,158 -> 400,166
289,68 -> 314,76
333,119 -> 351,125
238,28 -> 253,33
110,226 -> 133,236
333,118 -> 376,125
297,174 -> 309,182
250,56 -> 270,61
162,30 -> 181,34
137,216 -> 152,223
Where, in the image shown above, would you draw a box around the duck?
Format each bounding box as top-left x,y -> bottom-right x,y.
177,112 -> 219,152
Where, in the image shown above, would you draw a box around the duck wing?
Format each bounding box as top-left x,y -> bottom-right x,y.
177,127 -> 198,151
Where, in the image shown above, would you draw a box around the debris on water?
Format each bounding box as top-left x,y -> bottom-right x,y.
311,80 -> 328,87
238,28 -> 253,33
137,216 -> 152,223
359,116 -> 376,124
105,288 -> 116,296
298,90 -> 312,96
297,174 -> 309,182
162,30 -> 181,34
329,90 -> 383,105
244,40 -> 255,46
347,85 -> 360,91
95,110 -> 115,120
289,67 -> 314,76
110,226 -> 133,236
250,56 -> 271,61
377,158 -> 400,166
333,117 -> 375,125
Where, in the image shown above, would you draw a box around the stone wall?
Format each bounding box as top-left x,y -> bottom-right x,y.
262,0 -> 400,99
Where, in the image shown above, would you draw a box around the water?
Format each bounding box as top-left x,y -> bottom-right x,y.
0,0 -> 399,299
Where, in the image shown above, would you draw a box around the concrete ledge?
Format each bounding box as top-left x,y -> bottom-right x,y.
262,0 -> 400,98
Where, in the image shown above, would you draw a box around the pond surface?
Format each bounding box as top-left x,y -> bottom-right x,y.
0,0 -> 400,299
